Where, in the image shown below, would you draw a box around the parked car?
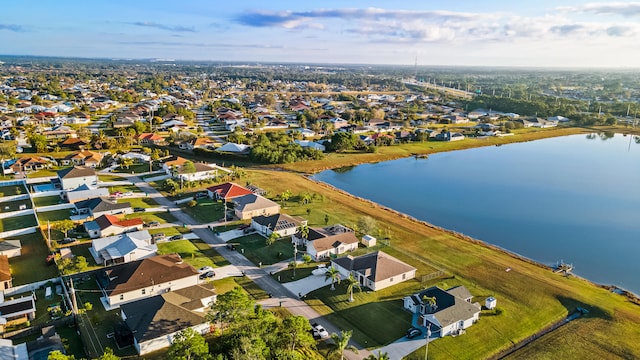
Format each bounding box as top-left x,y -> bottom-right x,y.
145,221 -> 160,228
133,207 -> 146,212
61,237 -> 75,244
198,266 -> 214,274
151,233 -> 165,242
170,234 -> 183,241
406,327 -> 422,339
199,271 -> 215,280
311,323 -> 329,339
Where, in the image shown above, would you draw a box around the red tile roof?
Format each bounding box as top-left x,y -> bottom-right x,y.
206,182 -> 253,200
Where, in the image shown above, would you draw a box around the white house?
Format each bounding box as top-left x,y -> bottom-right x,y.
294,140 -> 326,152
120,283 -> 217,355
403,286 -> 481,338
89,230 -> 156,266
251,213 -> 306,237
216,142 -> 250,154
331,251 -> 416,291
65,184 -> 109,203
175,163 -> 220,182
84,214 -> 144,239
98,254 -> 200,310
56,166 -> 98,190
0,339 -> 28,360
0,240 -> 22,258
292,225 -> 359,260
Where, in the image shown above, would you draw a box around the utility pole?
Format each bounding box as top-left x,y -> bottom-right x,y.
424,323 -> 431,360
293,242 -> 298,277
70,278 -> 79,316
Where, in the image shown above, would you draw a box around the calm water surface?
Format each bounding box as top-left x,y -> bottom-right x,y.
313,134 -> 640,294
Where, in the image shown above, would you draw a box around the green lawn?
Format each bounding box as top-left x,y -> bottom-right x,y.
97,174 -> 128,182
124,196 -> 159,209
124,211 -> 177,224
305,277 -> 423,348
181,198 -> 224,223
33,195 -> 63,207
0,198 -> 32,211
0,214 -> 38,232
157,239 -> 229,269
233,234 -> 294,265
0,184 -> 28,197
271,262 -> 322,283
112,163 -> 149,174
6,232 -> 59,285
211,275 -> 269,300
147,226 -> 181,237
105,184 -> 140,194
37,208 -> 72,222
27,169 -> 59,178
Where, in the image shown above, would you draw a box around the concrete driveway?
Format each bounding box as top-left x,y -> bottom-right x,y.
377,335 -> 429,360
283,274 -> 337,297
218,228 -> 250,242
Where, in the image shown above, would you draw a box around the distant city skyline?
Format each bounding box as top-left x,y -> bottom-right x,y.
2,1 -> 640,68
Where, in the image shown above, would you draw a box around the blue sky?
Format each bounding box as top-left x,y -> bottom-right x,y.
1,1 -> 640,67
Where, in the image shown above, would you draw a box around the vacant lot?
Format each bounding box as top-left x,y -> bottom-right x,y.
36,208 -> 72,223
0,214 -> 38,232
33,195 -> 62,207
0,184 -> 28,197
124,211 -> 177,224
157,239 -> 229,269
124,196 -> 159,209
233,234 -> 294,265
181,197 -> 224,223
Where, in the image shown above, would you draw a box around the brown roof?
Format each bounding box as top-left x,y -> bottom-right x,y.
103,254 -> 198,296
57,166 -> 96,179
121,283 -> 215,343
0,255 -> 11,281
310,232 -> 359,252
332,251 -> 416,283
163,156 -> 189,168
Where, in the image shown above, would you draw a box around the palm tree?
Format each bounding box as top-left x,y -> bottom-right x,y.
266,232 -> 279,246
330,330 -> 358,360
365,351 -> 390,360
325,266 -> 341,291
120,157 -> 134,169
423,295 -> 437,313
345,274 -> 361,302
297,224 -> 309,241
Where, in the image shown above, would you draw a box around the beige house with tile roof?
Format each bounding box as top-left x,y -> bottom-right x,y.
331,251 -> 416,291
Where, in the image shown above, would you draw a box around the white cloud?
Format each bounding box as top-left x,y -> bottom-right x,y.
557,2 -> 640,16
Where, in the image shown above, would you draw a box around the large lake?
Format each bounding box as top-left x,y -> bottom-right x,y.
313,133 -> 640,294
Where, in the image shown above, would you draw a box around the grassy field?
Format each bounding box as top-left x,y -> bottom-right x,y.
33,195 -> 63,207
6,232 -> 59,285
104,184 -> 140,194
0,214 -> 38,232
123,196 -> 159,209
0,197 -> 32,211
240,169 -> 640,359
181,197 -> 225,223
36,208 -> 72,222
97,174 -> 128,182
123,211 -> 177,224
157,239 -> 229,268
0,183 -> 28,197
233,233 -> 294,265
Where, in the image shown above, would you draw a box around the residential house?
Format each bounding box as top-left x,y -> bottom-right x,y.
98,254 -> 200,309
84,214 -> 144,239
60,150 -> 103,168
442,115 -> 469,124
9,156 -> 56,174
0,293 -> 36,332
175,163 -> 220,182
294,140 -> 325,152
26,327 -> 65,359
89,230 -> 157,266
58,137 -> 87,150
43,126 -> 76,140
56,166 -> 98,190
0,339 -> 28,360
0,256 -> 12,290
185,137 -> 215,150
120,152 -> 151,163
120,283 -> 216,355
251,213 -> 307,237
433,131 -> 465,142
331,251 -> 416,291
403,286 -> 481,337
207,182 -> 253,201
292,224 -> 359,260
215,142 -> 250,154
74,197 -> 132,219
162,157 -> 189,175
159,119 -> 188,130
65,185 -> 109,203
137,133 -> 167,146
0,240 -> 22,258
530,117 -> 558,128
330,117 -> 350,129
232,194 -> 280,220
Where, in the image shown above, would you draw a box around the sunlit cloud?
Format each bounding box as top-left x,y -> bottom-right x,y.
557,2 -> 640,16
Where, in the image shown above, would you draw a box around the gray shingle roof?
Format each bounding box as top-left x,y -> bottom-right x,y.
332,251 -> 416,283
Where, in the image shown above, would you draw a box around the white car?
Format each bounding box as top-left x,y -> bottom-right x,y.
311,264 -> 328,276
312,323 -> 329,339
198,266 -> 214,274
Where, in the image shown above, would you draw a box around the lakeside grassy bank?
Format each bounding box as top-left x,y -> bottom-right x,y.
243,169 -> 640,359
271,125 -> 639,174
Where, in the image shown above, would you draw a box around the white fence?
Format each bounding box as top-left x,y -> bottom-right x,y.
98,181 -> 133,187
36,203 -> 75,212
0,194 -> 30,204
0,209 -> 34,220
0,226 -> 38,240
4,277 -> 60,296
143,174 -> 169,182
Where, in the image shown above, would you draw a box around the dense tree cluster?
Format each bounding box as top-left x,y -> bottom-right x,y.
249,132 -> 324,164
